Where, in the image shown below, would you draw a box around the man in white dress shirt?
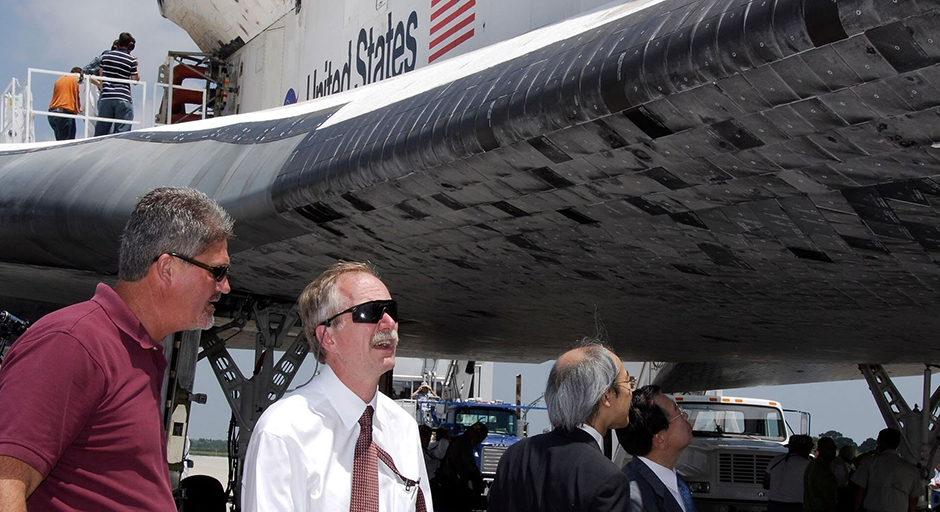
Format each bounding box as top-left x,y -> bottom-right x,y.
617,385 -> 696,512
241,261 -> 432,511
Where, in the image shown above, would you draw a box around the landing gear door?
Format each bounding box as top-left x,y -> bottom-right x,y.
784,409 -> 811,436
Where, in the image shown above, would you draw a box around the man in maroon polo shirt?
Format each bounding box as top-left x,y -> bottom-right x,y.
0,187 -> 233,511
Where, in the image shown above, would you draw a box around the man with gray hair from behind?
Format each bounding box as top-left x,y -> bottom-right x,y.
0,187 -> 233,512
489,339 -> 635,512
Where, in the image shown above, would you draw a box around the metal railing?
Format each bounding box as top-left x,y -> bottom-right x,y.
153,81 -> 207,127
1,78 -> 30,143
25,67 -> 148,141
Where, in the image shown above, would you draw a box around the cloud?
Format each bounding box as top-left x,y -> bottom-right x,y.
17,0 -> 198,84
6,0 -> 201,139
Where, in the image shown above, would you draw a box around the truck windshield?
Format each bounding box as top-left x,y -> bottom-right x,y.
453,407 -> 516,435
682,403 -> 786,441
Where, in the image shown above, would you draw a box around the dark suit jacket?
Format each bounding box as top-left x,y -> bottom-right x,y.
622,458 -> 686,512
488,427 -> 631,512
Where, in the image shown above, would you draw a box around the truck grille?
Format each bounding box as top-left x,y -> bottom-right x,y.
718,453 -> 775,484
481,445 -> 508,475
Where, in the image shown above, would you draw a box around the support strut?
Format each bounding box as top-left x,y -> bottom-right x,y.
859,364 -> 940,473
199,300 -> 310,510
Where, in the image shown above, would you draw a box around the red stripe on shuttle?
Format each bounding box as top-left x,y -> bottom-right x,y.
431,0 -> 445,7
429,14 -> 474,50
428,28 -> 474,63
430,0 -> 458,22
430,0 -> 474,35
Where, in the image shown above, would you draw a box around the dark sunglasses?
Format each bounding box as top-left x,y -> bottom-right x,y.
321,299 -> 398,327
165,252 -> 230,282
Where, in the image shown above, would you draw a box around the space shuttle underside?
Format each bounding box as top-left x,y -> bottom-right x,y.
2,0 -> 940,388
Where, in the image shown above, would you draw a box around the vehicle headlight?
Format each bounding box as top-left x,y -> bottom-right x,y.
687,481 -> 710,493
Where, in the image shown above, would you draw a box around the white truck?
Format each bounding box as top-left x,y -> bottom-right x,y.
617,395 -> 807,512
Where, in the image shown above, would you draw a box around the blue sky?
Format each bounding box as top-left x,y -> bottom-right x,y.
0,0 -> 198,141
2,1 -> 930,444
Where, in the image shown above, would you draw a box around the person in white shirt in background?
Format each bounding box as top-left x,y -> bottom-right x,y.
763,435 -> 814,512
851,428 -> 920,512
929,462 -> 940,509
426,427 -> 451,480
241,261 -> 432,512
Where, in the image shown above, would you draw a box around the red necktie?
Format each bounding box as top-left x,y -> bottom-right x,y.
350,405 -> 429,512
351,406 -> 379,512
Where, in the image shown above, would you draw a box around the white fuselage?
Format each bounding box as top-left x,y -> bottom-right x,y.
216,0 -> 639,114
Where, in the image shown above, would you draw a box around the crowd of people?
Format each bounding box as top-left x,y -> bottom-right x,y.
0,185 -> 934,512
764,429 -> 922,512
46,32 -> 139,141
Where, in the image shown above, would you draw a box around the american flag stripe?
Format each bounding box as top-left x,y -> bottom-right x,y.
428,28 -> 475,63
430,0 -> 474,34
428,0 -> 475,63
429,13 -> 474,49
430,0 -> 463,22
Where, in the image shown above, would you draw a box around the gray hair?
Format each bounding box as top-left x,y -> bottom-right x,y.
545,338 -> 621,431
298,261 -> 378,363
119,187 -> 234,281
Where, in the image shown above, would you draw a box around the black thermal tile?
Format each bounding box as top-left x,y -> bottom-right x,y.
688,14 -> 726,82
666,89 -> 728,125
715,6 -> 755,74
773,0 -> 813,55
644,36 -> 675,97
714,74 -> 773,114
882,72 -> 940,112
528,136 -> 574,164
788,97 -> 849,132
734,113 -> 792,144
710,119 -> 765,150
839,0 -> 885,36
644,167 -> 691,190
869,0 -> 925,27
624,106 -> 675,139
865,22 -> 936,74
771,56 -> 831,98
760,106 -> 818,139
644,97 -> 699,133
819,89 -> 881,126
665,25 -> 701,92
799,46 -> 863,91
852,80 -> 919,118
742,64 -> 801,107
670,211 -> 708,229
742,0 -> 784,65
831,35 -> 899,83
904,11 -> 940,60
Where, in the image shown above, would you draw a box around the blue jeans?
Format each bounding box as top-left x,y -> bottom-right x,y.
94,98 -> 133,136
48,108 -> 76,140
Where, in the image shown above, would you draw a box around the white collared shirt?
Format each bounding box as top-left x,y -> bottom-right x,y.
578,424 -> 604,452
638,456 -> 687,512
241,364 -> 433,512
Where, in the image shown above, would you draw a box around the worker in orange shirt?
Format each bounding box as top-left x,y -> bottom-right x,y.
48,67 -> 83,140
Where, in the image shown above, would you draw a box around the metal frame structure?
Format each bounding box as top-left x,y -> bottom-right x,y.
860,364 -> 940,474
1,79 -> 26,143
25,67 -> 147,140
154,52 -> 222,126
195,299 -> 309,509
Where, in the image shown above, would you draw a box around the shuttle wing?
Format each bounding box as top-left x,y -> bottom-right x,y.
2,0 -> 940,388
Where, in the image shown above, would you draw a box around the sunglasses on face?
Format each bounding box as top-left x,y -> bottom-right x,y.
166,252 -> 230,282
320,299 -> 398,327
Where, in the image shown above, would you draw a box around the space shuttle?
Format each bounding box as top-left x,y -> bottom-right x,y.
2,0 -> 940,479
